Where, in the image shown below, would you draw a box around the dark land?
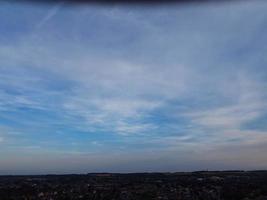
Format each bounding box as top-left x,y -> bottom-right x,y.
1,171 -> 267,200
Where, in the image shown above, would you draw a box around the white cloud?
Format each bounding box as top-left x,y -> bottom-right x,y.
35,2 -> 65,29
188,73 -> 266,128
115,121 -> 157,136
182,72 -> 267,148
63,94 -> 162,134
0,0 -> 266,171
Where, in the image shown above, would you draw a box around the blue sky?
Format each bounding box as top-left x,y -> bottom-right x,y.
0,0 -> 267,174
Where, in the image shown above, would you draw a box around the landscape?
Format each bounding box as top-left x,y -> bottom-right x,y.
1,171 -> 267,200
1,0 -> 267,199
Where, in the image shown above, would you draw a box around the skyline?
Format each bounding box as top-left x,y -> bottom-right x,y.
0,0 -> 267,174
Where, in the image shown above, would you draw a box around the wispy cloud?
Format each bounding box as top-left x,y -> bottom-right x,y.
36,2 -> 65,29
0,0 -> 267,172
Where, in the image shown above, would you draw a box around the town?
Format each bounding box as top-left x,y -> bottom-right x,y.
0,171 -> 267,200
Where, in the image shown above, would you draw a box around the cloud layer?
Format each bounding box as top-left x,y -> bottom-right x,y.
0,0 -> 267,174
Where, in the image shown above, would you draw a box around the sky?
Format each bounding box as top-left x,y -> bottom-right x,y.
0,0 -> 267,175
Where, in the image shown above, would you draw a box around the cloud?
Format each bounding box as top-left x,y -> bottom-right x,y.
180,72 -> 267,149
0,0 -> 267,172
186,72 -> 266,127
36,1 -> 65,29
5,0 -> 241,5
115,121 -> 157,135
63,91 -> 163,134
